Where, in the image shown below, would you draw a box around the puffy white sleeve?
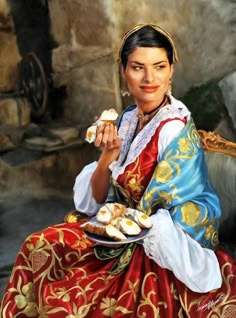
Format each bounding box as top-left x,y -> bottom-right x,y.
73,161 -> 103,216
158,120 -> 185,160
143,209 -> 222,293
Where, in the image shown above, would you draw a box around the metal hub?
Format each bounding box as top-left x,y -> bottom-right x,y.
19,52 -> 48,119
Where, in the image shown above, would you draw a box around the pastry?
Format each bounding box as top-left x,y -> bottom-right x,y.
126,208 -> 153,229
80,220 -> 127,241
81,203 -> 152,242
98,108 -> 118,125
80,220 -> 107,237
96,203 -> 126,224
85,108 -> 119,143
118,218 -> 142,235
105,224 -> 127,241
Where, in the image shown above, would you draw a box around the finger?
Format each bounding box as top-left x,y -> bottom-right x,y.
107,124 -> 114,148
112,126 -> 121,147
94,126 -> 104,147
101,123 -> 110,146
94,131 -> 103,147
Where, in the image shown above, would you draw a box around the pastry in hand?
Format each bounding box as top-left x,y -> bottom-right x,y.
98,108 -> 119,125
85,108 -> 119,143
85,125 -> 97,143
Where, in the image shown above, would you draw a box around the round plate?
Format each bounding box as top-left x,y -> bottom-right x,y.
85,227 -> 150,246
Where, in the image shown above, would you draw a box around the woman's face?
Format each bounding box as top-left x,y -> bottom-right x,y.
122,47 -> 173,110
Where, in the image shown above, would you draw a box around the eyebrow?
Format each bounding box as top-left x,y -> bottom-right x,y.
130,60 -> 167,65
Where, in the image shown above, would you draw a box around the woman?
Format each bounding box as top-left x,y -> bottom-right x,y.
1,24 -> 236,318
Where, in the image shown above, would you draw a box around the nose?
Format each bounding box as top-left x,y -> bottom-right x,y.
143,68 -> 155,83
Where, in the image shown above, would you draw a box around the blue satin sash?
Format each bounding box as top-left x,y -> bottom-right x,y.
137,118 -> 221,249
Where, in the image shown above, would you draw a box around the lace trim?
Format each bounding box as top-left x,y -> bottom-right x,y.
110,96 -> 191,180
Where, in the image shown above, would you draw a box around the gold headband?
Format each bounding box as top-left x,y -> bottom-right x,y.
117,23 -> 178,64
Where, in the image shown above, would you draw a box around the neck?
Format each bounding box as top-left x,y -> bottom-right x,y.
145,96 -> 167,115
138,95 -> 168,116
136,95 -> 169,134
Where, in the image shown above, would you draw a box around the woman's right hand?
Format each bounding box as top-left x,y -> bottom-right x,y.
94,123 -> 121,163
91,123 -> 121,203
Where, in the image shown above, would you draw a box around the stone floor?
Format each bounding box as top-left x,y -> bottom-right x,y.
0,195 -> 75,300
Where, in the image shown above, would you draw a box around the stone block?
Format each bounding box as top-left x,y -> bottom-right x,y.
0,0 -> 21,91
60,53 -> 122,125
0,98 -> 31,127
0,0 -> 11,17
49,127 -> 79,143
0,133 -> 15,152
49,0 -> 113,48
48,0 -> 71,46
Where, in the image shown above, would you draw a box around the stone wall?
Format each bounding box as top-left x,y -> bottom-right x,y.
0,0 -> 235,134
49,0 -> 122,125
49,0 -> 236,135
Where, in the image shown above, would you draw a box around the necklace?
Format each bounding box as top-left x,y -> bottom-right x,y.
136,95 -> 169,132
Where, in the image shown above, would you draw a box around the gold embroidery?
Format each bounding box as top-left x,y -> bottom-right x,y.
100,297 -> 117,317
137,272 -> 166,318
159,191 -> 173,205
211,230 -> 219,247
71,233 -> 92,249
31,251 -> 48,272
13,280 -> 37,317
204,224 -> 216,241
3,224 -> 235,317
178,137 -> 191,153
122,157 -> 145,199
179,261 -> 236,316
222,305 -> 236,317
155,161 -> 173,183
180,202 -> 202,225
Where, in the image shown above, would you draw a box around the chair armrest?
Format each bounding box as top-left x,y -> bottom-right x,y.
198,130 -> 236,245
198,130 -> 236,158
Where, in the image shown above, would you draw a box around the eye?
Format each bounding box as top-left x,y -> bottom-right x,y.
133,65 -> 143,70
155,65 -> 166,69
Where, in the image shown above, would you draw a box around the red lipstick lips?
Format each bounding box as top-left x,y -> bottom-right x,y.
140,85 -> 159,93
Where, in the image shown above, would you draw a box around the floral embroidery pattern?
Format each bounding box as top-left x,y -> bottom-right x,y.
1,226 -> 236,318
121,157 -> 145,203
11,280 -> 37,317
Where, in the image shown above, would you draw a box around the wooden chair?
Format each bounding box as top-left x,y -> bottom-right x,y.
198,131 -> 236,255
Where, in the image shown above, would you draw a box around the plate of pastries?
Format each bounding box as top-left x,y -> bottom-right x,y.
80,203 -> 153,246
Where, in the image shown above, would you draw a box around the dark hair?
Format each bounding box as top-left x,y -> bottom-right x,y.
120,26 -> 174,68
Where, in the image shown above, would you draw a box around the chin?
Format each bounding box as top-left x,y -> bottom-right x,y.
138,96 -> 160,104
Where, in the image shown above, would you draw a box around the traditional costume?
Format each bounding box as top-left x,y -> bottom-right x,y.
1,96 -> 236,318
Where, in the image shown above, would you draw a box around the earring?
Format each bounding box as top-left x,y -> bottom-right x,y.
120,81 -> 130,97
167,78 -> 172,96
